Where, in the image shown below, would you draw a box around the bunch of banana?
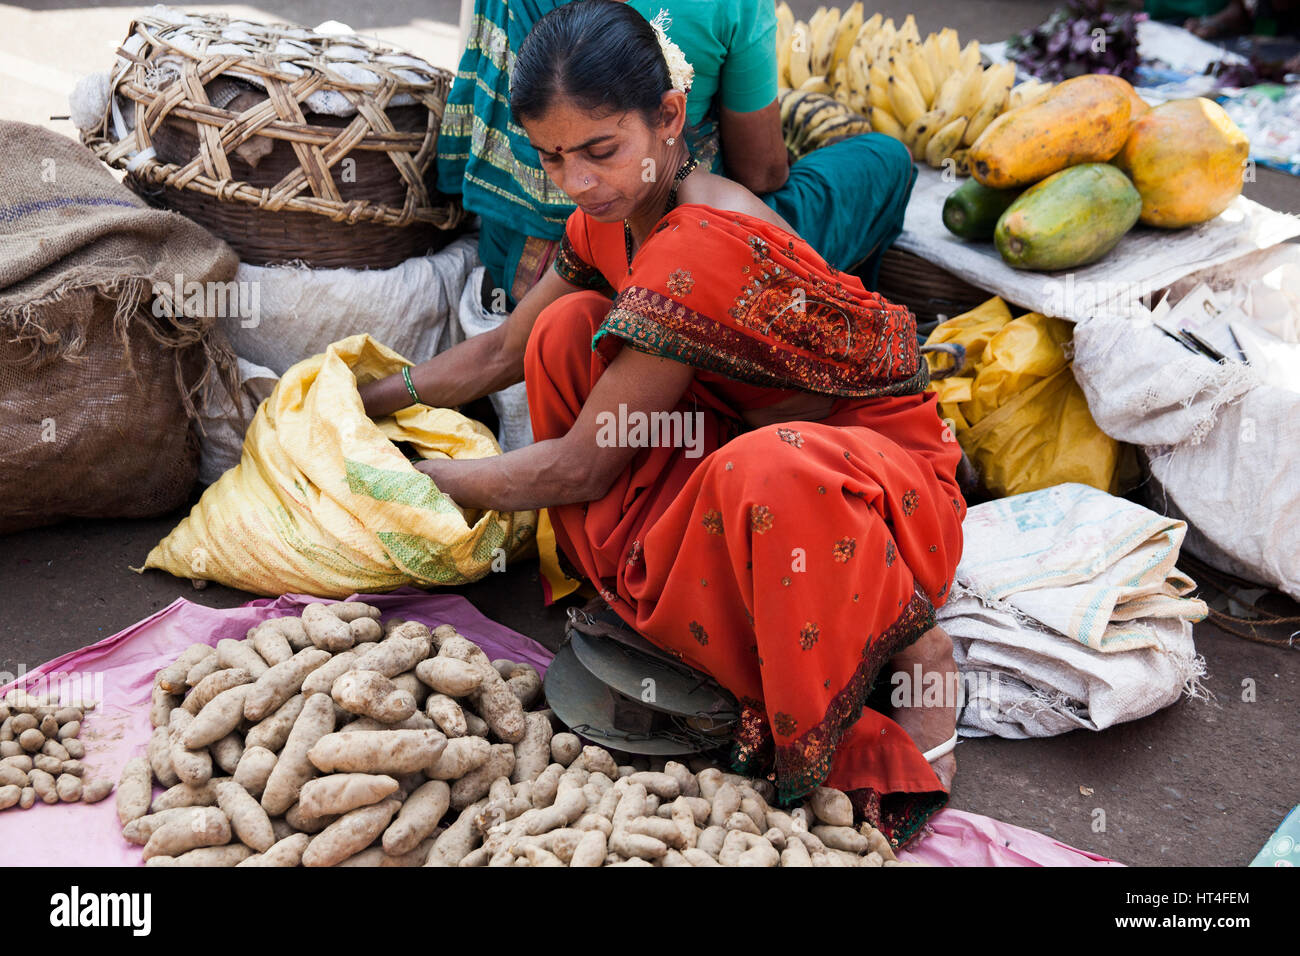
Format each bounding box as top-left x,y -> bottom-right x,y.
779,88 -> 874,160
777,6 -> 1055,175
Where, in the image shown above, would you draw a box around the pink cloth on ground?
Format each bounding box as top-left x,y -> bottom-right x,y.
0,588 -> 1121,867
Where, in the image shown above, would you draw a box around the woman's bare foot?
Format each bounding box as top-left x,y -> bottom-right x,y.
886,625 -> 958,791
1185,0 -> 1250,39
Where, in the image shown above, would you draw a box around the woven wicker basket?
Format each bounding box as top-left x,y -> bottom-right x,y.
876,246 -> 992,341
82,12 -> 466,268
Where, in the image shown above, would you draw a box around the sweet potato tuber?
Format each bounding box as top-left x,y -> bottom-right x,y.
302,798 -> 401,867
115,757 -> 152,825
331,670 -> 417,723
215,780 -> 275,852
243,648 -> 330,721
244,693 -> 305,753
260,693 -> 336,816
383,780 -> 451,856
308,729 -> 446,776
297,772 -> 400,818
182,667 -> 253,716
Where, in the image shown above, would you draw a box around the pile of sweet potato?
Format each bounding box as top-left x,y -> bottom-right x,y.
117,602 -> 915,867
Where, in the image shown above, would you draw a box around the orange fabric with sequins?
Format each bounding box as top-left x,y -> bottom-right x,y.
533,205 -> 965,846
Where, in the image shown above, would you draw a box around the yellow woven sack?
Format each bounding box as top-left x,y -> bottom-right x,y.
141,334 -> 537,597
926,298 -> 1127,498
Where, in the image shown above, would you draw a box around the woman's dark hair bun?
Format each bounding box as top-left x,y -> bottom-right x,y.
511,0 -> 671,125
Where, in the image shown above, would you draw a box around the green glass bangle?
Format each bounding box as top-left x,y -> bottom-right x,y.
402,365 -> 423,407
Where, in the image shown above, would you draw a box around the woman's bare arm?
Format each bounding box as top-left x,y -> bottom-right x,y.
718,100 -> 791,195
358,265 -> 580,419
415,345 -> 697,512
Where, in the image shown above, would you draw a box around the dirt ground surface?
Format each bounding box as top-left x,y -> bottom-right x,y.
1,0 -> 1297,867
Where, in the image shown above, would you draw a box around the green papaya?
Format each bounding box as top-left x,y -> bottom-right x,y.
942,179 -> 1023,241
994,163 -> 1142,271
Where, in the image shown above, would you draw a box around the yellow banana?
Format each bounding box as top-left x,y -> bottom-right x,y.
886,57 -> 927,127
800,74 -> 832,95
931,63 -> 966,117
869,105 -> 906,140
923,33 -> 948,91
899,14 -> 920,45
905,42 -> 937,106
938,28 -> 961,76
831,2 -> 864,74
962,62 -> 1015,146
958,39 -> 982,74
924,115 -> 967,166
867,62 -> 892,111
789,22 -> 812,90
859,11 -> 882,44
811,8 -> 840,75
903,107 -> 949,160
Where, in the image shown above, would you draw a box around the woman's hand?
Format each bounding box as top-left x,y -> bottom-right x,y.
739,391 -> 838,429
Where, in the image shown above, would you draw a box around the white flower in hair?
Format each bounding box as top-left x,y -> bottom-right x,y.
649,9 -> 693,93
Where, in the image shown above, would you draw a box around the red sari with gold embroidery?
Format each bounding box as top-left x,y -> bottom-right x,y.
524,202 -> 966,845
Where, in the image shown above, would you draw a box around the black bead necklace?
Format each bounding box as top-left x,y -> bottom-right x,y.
625,154 -> 698,274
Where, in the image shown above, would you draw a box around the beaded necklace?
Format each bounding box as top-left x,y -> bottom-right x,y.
624,154 -> 698,274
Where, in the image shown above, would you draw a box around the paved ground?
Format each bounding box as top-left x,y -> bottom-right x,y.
2,0 -> 1297,867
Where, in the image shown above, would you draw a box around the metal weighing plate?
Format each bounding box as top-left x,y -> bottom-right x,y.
564,605 -> 682,668
568,629 -> 736,722
543,643 -> 697,756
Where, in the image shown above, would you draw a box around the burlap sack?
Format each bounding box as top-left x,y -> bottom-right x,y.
0,121 -> 238,533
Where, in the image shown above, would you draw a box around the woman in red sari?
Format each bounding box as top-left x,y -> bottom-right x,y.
360,0 -> 964,847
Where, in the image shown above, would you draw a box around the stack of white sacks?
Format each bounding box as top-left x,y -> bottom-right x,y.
940,482 -> 1210,739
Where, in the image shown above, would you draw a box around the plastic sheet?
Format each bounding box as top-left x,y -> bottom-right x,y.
0,590 -> 1118,867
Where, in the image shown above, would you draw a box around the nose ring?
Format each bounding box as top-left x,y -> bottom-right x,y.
584,177 -> 590,185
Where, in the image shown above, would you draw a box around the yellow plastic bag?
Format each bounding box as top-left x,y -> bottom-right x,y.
142,334 -> 537,597
926,297 -> 1128,498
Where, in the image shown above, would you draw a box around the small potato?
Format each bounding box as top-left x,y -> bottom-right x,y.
182,667 -> 254,716
301,650 -> 360,697
0,741 -> 20,758
53,707 -> 83,726
243,648 -> 331,722
216,780 -> 275,852
809,786 -> 854,828
1,754 -> 33,772
184,685 -> 251,749
0,764 -> 27,788
216,638 -> 270,679
18,728 -> 45,752
233,746 -> 277,798
82,779 -> 113,803
349,618 -> 383,645
19,786 -> 35,809
29,768 -> 58,804
297,773 -> 400,819
147,725 -> 178,788
142,806 -> 230,860
331,670 -> 416,724
60,759 -> 85,777
57,720 -> 80,741
415,658 -> 481,697
382,780 -> 451,856
41,738 -> 70,761
302,799 -> 402,867
150,684 -> 179,728
185,654 -> 223,688
424,694 -> 467,738
244,693 -> 306,754
149,780 -> 219,814
170,845 -> 253,867
34,754 -> 62,774
0,784 -> 20,809
116,757 -> 153,824
56,773 -> 83,802
238,832 -> 310,867
550,733 -> 581,767
62,738 -> 85,760
260,693 -> 336,816
511,712 -> 553,785
426,736 -> 491,781
210,733 -> 244,776
39,714 -> 59,738
10,713 -> 37,735
308,730 -> 447,776
166,710 -> 213,787
302,603 -> 355,652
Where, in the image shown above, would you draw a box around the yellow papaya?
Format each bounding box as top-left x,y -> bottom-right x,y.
1113,98 -> 1250,228
969,74 -> 1133,189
